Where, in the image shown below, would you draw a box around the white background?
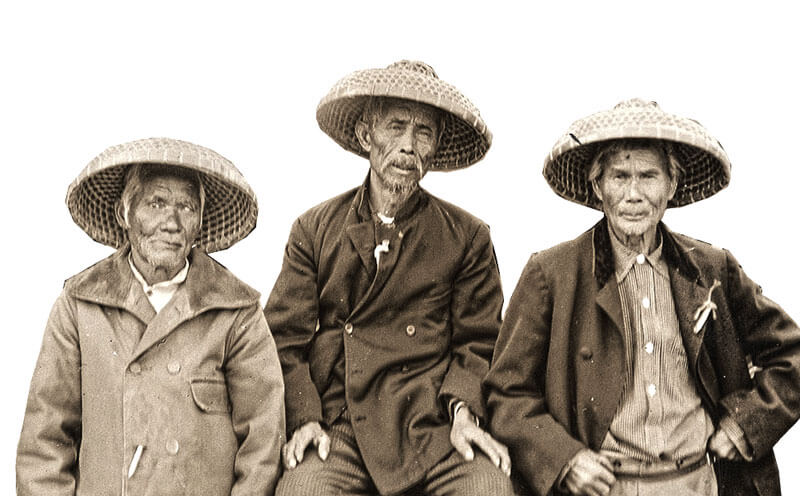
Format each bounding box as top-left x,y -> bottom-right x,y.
2,1 -> 798,492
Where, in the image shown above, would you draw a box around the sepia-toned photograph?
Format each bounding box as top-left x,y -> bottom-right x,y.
2,1 -> 799,494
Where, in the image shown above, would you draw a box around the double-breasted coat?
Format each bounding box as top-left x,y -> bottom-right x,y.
17,247 -> 285,495
266,180 -> 503,494
485,220 -> 800,496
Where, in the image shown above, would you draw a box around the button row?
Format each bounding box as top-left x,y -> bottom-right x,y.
129,361 -> 181,375
343,323 -> 417,337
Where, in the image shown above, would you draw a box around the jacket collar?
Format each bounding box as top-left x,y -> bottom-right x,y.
68,245 -> 260,321
592,217 -> 700,286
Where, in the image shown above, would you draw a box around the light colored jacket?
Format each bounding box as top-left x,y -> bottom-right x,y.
17,247 -> 285,495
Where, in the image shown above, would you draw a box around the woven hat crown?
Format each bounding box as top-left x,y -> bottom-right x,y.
543,99 -> 731,209
316,60 -> 492,170
66,137 -> 258,252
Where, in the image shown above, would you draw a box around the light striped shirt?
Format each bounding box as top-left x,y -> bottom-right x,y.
600,233 -> 714,461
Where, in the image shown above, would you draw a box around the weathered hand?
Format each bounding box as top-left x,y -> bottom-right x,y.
562,449 -> 616,496
449,406 -> 511,476
708,429 -> 742,461
282,421 -> 331,469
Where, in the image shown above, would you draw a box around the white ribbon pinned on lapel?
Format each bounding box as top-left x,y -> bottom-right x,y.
693,279 -> 721,334
374,239 -> 390,265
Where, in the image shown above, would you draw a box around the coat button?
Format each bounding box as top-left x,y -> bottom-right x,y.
167,362 -> 181,375
401,364 -> 409,372
579,347 -> 593,360
344,323 -> 353,335
166,439 -> 180,455
129,362 -> 142,374
406,325 -> 416,337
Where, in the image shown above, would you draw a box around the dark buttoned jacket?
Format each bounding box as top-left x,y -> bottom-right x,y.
485,219 -> 800,496
266,180 -> 503,494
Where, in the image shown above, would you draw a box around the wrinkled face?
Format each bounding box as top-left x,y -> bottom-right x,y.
362,100 -> 440,193
126,173 -> 201,275
593,147 -> 677,240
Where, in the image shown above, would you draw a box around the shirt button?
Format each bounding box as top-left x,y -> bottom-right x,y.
129,362 -> 142,374
642,296 -> 651,309
165,439 -> 180,455
647,384 -> 657,397
579,347 -> 593,360
636,254 -> 646,264
644,342 -> 654,354
344,323 -> 353,335
406,325 -> 416,337
167,362 -> 181,375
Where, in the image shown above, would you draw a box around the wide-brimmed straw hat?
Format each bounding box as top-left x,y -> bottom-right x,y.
66,137 -> 258,252
543,98 -> 731,210
316,60 -> 492,170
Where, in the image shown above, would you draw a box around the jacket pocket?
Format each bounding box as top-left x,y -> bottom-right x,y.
190,378 -> 231,414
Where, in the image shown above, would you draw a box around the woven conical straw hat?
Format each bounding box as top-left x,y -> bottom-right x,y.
543,99 -> 731,210
317,60 -> 491,170
66,137 -> 258,252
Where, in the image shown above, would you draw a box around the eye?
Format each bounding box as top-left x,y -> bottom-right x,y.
148,199 -> 165,209
417,128 -> 433,140
180,204 -> 196,213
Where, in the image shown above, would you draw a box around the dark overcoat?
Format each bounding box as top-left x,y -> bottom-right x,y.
17,247 -> 285,495
485,219 -> 800,496
266,180 -> 503,495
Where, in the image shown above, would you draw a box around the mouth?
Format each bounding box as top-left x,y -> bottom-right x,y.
620,212 -> 648,221
151,239 -> 184,250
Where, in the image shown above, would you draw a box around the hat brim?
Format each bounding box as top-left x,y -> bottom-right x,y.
316,67 -> 491,170
543,102 -> 732,209
66,138 -> 258,252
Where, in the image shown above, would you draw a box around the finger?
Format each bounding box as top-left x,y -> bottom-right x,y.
588,479 -> 612,496
496,444 -> 511,476
451,432 -> 474,461
293,431 -> 311,464
317,433 -> 331,461
594,453 -> 615,473
283,441 -> 297,469
596,467 -> 616,488
471,432 -> 502,468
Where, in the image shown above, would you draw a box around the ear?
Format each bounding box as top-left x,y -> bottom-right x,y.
667,176 -> 678,201
354,120 -> 372,153
591,179 -> 604,203
114,200 -> 128,230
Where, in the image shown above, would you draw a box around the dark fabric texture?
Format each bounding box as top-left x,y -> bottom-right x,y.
266,179 -> 504,494
485,219 -> 800,496
17,247 -> 285,495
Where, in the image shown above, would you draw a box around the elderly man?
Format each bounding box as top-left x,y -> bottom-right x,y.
266,60 -> 514,495
16,138 -> 284,495
485,99 -> 800,496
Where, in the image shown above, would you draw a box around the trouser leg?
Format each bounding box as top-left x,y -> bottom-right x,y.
415,449 -> 517,496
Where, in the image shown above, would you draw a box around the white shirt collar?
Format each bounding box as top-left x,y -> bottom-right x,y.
128,255 -> 190,313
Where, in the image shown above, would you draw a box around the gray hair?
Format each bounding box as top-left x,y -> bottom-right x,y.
588,138 -> 683,184
117,163 -> 205,228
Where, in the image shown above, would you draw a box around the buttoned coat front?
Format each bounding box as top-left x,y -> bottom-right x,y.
266,181 -> 503,495
485,220 -> 800,496
17,247 -> 285,495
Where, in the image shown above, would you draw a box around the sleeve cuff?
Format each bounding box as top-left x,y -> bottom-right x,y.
449,399 -> 479,427
719,415 -> 754,461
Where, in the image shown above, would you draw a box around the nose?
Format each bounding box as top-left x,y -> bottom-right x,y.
398,127 -> 415,155
625,178 -> 644,202
160,206 -> 182,232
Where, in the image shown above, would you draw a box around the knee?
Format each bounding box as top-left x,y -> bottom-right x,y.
458,461 -> 517,495
275,464 -> 328,496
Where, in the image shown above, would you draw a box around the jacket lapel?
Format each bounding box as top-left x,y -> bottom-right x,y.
592,219 -> 625,340
669,267 -> 709,368
346,221 -> 376,274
